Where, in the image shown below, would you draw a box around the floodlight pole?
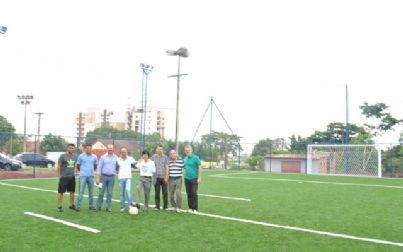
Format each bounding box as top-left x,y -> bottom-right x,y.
140,63 -> 153,153
175,56 -> 181,153
17,95 -> 34,152
34,112 -> 44,153
167,47 -> 189,152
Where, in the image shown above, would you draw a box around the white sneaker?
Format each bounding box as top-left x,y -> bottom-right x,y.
192,210 -> 198,215
176,208 -> 181,213
120,208 -> 125,213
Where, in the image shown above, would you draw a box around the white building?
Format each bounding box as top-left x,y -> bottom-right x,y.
131,105 -> 165,138
76,105 -> 166,139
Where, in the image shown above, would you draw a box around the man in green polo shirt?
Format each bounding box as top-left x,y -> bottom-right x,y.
183,145 -> 203,214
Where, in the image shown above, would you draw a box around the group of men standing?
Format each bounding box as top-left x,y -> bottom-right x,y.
57,143 -> 202,214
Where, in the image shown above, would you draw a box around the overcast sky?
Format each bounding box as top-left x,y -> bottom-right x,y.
1,0 -> 403,148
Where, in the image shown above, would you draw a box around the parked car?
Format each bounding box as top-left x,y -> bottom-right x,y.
14,153 -> 55,167
0,152 -> 23,170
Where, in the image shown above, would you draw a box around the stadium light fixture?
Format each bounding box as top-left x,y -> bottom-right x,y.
17,95 -> 34,152
166,47 -> 189,152
139,63 -> 153,152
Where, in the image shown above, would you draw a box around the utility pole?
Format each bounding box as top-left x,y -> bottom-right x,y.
76,112 -> 85,144
101,109 -> 113,127
127,106 -> 133,131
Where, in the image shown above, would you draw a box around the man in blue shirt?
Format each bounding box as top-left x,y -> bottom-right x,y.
76,144 -> 98,211
96,144 -> 119,212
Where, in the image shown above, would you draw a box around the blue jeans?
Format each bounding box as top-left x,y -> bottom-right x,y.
96,175 -> 115,209
77,176 -> 95,209
119,178 -> 132,209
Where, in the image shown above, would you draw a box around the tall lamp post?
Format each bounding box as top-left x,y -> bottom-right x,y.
17,95 -> 34,152
166,47 -> 189,152
34,112 -> 44,153
139,63 -> 153,152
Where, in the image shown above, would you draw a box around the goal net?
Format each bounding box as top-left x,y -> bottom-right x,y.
307,144 -> 382,177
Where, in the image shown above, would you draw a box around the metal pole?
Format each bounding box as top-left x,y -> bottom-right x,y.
345,84 -> 350,174
37,114 -> 40,153
390,144 -> 393,177
10,133 -> 13,155
238,142 -> 241,171
23,102 -> 27,152
345,84 -> 350,143
175,56 -> 181,152
35,112 -> 43,154
140,70 -> 145,153
304,145 -> 309,174
269,143 -> 272,172
143,73 -> 149,151
33,135 -> 37,178
378,148 -> 382,178
209,97 -> 213,168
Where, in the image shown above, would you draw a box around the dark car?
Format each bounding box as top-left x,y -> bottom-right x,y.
0,153 -> 23,170
14,153 -> 55,167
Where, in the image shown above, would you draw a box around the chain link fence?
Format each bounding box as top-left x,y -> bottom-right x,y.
0,132 -> 402,179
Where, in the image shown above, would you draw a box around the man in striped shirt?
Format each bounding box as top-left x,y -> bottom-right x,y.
167,149 -> 184,213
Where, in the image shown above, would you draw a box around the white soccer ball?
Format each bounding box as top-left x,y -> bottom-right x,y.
129,206 -> 138,216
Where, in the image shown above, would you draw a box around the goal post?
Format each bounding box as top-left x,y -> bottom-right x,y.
307,144 -> 382,178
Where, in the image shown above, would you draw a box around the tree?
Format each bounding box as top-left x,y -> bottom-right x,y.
191,141 -> 220,162
201,131 -> 241,169
0,115 -> 23,155
85,126 -> 142,145
360,102 -> 403,136
251,138 -> 288,157
381,145 -> 403,176
40,134 -> 68,152
0,115 -> 16,133
289,134 -> 307,153
84,126 -> 172,158
246,155 -> 265,171
306,122 -> 373,144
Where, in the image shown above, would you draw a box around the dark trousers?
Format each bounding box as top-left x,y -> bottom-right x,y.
185,178 -> 198,210
154,177 -> 168,209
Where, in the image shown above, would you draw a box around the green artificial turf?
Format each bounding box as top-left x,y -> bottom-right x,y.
1,170 -> 403,251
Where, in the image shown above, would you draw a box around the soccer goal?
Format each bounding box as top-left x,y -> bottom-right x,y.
307,144 -> 382,177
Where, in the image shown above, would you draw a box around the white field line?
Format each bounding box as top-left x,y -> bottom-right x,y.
0,181 -> 250,202
209,174 -> 403,189
195,212 -> 403,248
210,171 -> 263,176
0,177 -> 57,182
24,211 -> 100,233
0,181 -> 139,205
181,192 -> 250,202
3,182 -> 403,247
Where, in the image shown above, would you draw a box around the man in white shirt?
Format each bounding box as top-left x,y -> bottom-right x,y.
135,150 -> 156,212
118,148 -> 136,213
